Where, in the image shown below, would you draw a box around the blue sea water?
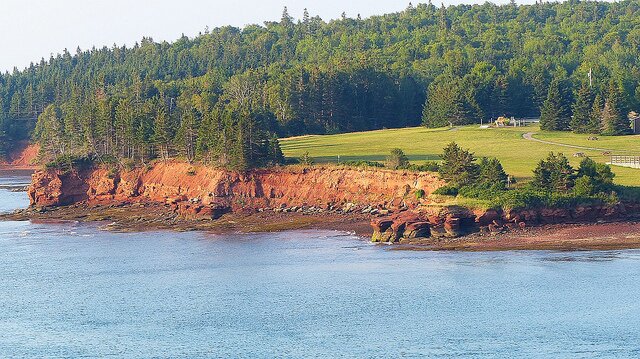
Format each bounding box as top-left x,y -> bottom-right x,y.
1,172 -> 640,358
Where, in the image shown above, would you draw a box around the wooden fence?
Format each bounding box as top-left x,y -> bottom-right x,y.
609,155 -> 640,169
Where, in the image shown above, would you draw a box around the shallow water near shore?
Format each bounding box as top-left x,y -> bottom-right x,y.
1,173 -> 640,357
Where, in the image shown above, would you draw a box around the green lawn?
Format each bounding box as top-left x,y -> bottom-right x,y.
280,125 -> 640,186
534,131 -> 640,153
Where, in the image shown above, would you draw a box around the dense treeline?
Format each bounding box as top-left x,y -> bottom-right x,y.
1,0 -> 640,166
431,142 -> 623,210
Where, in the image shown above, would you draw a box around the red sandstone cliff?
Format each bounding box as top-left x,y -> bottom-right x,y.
0,142 -> 39,169
28,162 -> 446,216
26,161 -> 640,241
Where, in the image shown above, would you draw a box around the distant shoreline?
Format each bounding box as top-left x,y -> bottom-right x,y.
3,202 -> 640,252
1,202 -> 374,237
394,221 -> 640,251
2,162 -> 640,252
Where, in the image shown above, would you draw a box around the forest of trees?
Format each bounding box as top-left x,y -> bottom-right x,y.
1,0 -> 640,167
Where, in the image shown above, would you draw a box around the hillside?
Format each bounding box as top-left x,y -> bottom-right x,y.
280,125 -> 640,186
1,0 -> 640,169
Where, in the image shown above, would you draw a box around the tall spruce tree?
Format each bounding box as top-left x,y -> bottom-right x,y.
0,106 -> 6,160
33,104 -> 65,156
589,93 -> 604,134
540,78 -> 572,131
570,82 -> 594,133
601,81 -> 630,135
438,142 -> 479,186
478,157 -> 509,188
153,107 -> 171,160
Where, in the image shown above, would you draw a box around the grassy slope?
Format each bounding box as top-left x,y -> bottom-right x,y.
280,125 -> 640,186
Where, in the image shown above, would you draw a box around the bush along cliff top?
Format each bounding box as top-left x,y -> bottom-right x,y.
430,142 -> 628,211
370,142 -> 640,244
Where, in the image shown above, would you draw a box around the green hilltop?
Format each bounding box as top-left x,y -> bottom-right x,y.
281,125 -> 640,186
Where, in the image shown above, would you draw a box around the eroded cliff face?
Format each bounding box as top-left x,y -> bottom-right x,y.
27,161 -> 640,241
28,162 -> 446,217
0,142 -> 39,169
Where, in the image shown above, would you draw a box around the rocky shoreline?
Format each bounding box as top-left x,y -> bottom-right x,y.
1,201 -> 375,235
3,203 -> 640,251
3,161 -> 640,251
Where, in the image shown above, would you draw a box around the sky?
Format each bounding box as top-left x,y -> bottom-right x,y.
0,0 -> 526,72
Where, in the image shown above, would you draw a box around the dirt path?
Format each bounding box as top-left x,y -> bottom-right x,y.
522,132 -> 616,152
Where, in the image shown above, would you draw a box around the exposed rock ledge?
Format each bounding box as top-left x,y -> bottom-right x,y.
28,161 -> 445,219
23,161 -> 640,243
370,202 -> 640,243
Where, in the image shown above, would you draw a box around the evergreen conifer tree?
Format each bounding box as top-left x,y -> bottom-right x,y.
601,81 -> 630,135
570,82 -> 594,133
588,93 -> 604,134
540,79 -> 571,131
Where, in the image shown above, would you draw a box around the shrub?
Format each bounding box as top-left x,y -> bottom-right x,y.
573,175 -> 595,197
386,148 -> 409,169
404,161 -> 440,172
45,154 -> 95,173
478,157 -> 508,188
284,157 -> 300,165
415,189 -> 425,199
121,158 -> 136,171
107,167 -> 119,179
439,142 -> 479,186
576,157 -> 615,194
342,160 -> 384,168
615,185 -> 640,202
495,188 -> 547,210
532,152 -> 574,192
96,154 -> 118,165
433,185 -> 459,196
458,183 -> 507,201
299,151 -> 314,166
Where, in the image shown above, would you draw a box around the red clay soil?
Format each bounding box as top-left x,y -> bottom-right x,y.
0,142 -> 39,169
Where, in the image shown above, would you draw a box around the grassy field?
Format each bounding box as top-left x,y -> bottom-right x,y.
534,131 -> 640,153
280,125 -> 640,186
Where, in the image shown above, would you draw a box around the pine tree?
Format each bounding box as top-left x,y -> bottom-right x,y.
570,82 -> 593,133
601,81 -> 630,136
134,101 -> 154,163
303,8 -> 310,24
231,116 -> 250,171
0,104 -> 6,160
281,7 -> 293,26
588,93 -> 604,134
540,79 -> 571,131
267,135 -> 285,165
33,104 -> 65,157
153,107 -> 171,160
439,142 -> 479,186
438,4 -> 448,31
94,91 -> 113,156
422,76 -> 480,127
478,157 -> 508,188
532,152 -> 574,192
177,107 -> 198,162
114,98 -> 135,158
386,148 -> 409,169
